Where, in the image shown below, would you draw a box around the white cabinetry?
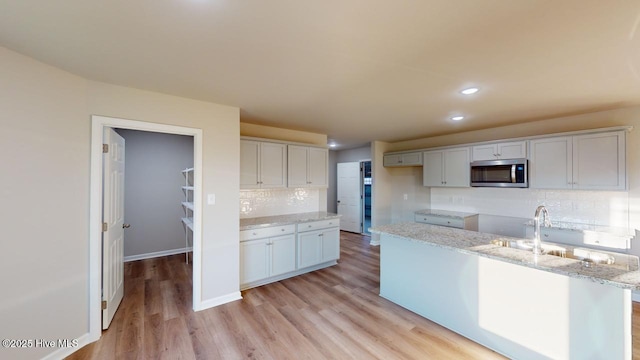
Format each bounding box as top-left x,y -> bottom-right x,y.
472,141 -> 527,161
383,152 -> 422,167
288,145 -> 328,188
297,219 -> 340,268
240,225 -> 296,287
530,131 -> 625,190
423,147 -> 470,187
414,213 -> 479,231
240,140 -> 287,189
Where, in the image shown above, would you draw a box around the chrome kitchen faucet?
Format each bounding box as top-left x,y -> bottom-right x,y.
533,205 -> 551,255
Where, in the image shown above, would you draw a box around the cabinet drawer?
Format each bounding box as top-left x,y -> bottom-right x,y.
414,214 -> 464,229
240,224 -> 296,241
297,219 -> 339,232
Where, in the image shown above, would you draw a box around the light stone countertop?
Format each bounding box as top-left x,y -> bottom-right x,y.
414,209 -> 479,219
370,222 -> 640,291
240,211 -> 340,230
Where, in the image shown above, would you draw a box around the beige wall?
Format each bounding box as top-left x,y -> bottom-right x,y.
370,141 -> 394,245
87,82 -> 240,303
0,46 -> 90,360
0,45 -> 240,359
240,122 -> 327,146
387,106 -> 640,152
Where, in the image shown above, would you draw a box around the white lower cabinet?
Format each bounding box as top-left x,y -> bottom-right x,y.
297,227 -> 340,268
240,219 -> 340,290
240,233 -> 296,285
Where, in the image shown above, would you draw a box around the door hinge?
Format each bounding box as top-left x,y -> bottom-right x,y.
102,144 -> 109,153
101,300 -> 107,310
102,222 -> 108,232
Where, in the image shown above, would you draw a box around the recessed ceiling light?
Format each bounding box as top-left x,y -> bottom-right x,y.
460,87 -> 479,95
328,143 -> 337,148
451,116 -> 464,121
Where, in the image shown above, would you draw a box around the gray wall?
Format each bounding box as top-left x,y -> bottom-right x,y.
115,129 -> 194,258
327,144 -> 372,213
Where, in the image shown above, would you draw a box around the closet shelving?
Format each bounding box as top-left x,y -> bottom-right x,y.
181,167 -> 194,263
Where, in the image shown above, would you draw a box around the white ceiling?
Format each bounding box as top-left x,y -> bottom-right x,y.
1,0 -> 639,149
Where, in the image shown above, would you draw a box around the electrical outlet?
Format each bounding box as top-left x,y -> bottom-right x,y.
403,194 -> 408,200
208,193 -> 216,205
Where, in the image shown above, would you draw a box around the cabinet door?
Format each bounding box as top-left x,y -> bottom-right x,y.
288,145 -> 309,187
308,148 -> 328,187
297,230 -> 322,268
320,228 -> 340,262
472,144 -> 498,161
530,137 -> 572,189
270,234 -> 297,276
423,151 -> 444,187
573,132 -> 625,190
443,147 -> 470,187
498,141 -> 527,159
401,152 -> 422,166
260,142 -> 287,188
383,154 -> 402,166
240,140 -> 260,189
240,239 -> 269,284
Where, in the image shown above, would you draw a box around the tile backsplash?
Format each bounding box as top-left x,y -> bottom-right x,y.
240,188 -> 322,218
430,187 -> 630,228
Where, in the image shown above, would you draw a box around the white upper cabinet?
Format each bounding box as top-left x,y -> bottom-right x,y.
530,137 -> 572,189
288,145 -> 328,188
472,141 -> 527,161
530,131 -> 625,190
423,147 -> 470,187
383,152 -> 423,167
573,132 -> 626,190
240,140 -> 287,189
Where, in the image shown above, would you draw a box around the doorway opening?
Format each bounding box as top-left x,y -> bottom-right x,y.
337,160 -> 372,235
89,115 -> 203,341
361,161 -> 372,235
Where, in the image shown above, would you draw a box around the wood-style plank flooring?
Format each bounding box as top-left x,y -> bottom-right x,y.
68,232 -> 640,359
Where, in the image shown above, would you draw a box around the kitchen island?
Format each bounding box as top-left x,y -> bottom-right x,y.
371,222 -> 640,360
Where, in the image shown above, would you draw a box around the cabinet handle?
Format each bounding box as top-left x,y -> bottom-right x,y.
252,232 -> 257,236
281,228 -> 285,231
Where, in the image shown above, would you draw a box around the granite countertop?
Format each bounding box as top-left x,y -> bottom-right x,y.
414,209 -> 479,219
240,211 -> 340,230
370,222 -> 640,291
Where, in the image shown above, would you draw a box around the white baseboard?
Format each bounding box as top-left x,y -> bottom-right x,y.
369,233 -> 380,246
40,332 -> 92,360
195,291 -> 242,312
124,247 -> 192,262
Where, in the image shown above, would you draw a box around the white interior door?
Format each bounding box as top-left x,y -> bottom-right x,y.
102,128 -> 125,329
337,162 -> 361,233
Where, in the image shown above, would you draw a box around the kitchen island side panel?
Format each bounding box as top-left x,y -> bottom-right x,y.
379,234 -> 631,360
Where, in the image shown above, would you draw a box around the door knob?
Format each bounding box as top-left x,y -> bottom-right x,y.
123,223 -> 131,229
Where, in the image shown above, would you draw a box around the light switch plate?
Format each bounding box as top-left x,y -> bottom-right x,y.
207,193 -> 216,205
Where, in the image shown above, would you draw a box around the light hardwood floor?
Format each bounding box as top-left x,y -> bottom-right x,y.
68,232 -> 640,359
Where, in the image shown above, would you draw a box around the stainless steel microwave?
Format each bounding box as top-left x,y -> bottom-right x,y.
470,158 -> 528,188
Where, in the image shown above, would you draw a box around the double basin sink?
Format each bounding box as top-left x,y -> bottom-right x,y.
490,239 -> 639,271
